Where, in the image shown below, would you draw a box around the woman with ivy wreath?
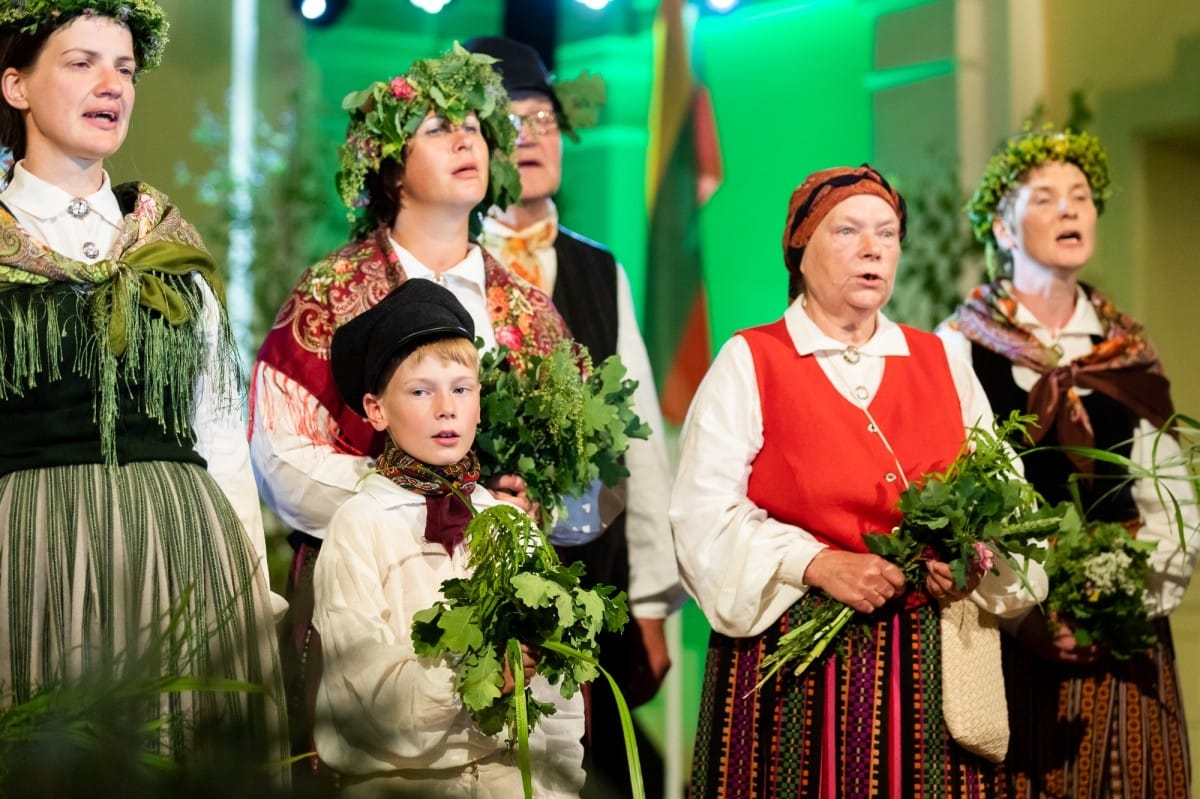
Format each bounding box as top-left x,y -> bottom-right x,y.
940,127 -> 1199,798
250,44 -> 572,784
671,164 -> 1046,797
0,0 -> 287,778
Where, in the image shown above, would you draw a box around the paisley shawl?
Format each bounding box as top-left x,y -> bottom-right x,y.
0,182 -> 233,466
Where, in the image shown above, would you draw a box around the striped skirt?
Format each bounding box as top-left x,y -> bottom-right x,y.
1002,618 -> 1190,799
690,592 -> 1005,799
0,461 -> 288,775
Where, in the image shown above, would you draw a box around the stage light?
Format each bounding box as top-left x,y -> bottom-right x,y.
706,0 -> 738,11
289,0 -> 349,26
574,0 -> 613,9
410,0 -> 451,12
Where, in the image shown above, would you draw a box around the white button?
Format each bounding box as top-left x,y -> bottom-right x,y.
885,473 -> 897,482
854,386 -> 869,401
867,423 -> 878,433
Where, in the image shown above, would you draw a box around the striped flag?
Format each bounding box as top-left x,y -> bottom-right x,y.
644,0 -> 722,426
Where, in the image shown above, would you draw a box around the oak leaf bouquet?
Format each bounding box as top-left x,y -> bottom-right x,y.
473,338 -> 651,528
758,411 -> 1064,685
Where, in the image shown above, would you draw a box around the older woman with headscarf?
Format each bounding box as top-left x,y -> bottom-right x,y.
670,164 -> 1046,797
939,127 -> 1199,799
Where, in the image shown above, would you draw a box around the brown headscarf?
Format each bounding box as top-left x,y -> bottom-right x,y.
782,164 -> 907,301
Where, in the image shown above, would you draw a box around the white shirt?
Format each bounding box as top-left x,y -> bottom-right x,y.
670,298 -> 1047,638
313,476 -> 584,798
937,287 -> 1200,617
480,213 -> 683,618
0,163 -> 122,263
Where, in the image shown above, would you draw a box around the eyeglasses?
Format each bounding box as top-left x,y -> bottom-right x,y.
509,109 -> 560,138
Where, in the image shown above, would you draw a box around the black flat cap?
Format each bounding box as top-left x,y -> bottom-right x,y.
331,279 -> 475,417
463,35 -> 561,112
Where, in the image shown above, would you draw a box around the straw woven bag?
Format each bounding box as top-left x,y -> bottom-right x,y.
939,599 -> 1009,763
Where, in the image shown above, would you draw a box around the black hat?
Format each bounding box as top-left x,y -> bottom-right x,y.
463,36 -> 561,113
331,279 -> 475,417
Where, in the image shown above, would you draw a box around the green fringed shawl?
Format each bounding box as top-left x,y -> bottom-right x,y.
0,182 -> 238,466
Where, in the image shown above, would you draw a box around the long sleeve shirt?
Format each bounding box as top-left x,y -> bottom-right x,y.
313,476 -> 584,797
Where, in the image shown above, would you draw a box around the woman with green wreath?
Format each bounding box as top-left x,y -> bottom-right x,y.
250,43 -> 573,787
0,0 -> 288,779
939,127 -> 1199,798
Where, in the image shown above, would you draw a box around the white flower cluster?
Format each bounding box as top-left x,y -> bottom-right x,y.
1083,550 -> 1137,598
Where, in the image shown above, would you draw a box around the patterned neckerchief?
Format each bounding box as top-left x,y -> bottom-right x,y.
376,439 -> 480,555
480,212 -> 558,293
946,280 -> 1174,471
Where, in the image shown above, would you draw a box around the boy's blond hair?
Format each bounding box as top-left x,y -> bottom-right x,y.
375,336 -> 479,394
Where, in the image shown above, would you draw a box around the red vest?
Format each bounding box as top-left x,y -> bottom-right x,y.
743,319 -> 964,552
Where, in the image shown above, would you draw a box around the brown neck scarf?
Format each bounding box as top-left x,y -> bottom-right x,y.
376,439 -> 481,555
948,280 -> 1174,473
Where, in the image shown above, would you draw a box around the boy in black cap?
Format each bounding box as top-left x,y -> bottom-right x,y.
467,34 -> 681,799
311,279 -> 585,798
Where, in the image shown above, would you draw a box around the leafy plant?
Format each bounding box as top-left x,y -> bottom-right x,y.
410,501 -> 636,798
0,592 -> 289,797
1043,507 -> 1156,658
173,89 -> 328,345
887,154 -> 983,330
757,411 -> 1064,686
1035,412 -> 1200,656
474,339 -> 650,525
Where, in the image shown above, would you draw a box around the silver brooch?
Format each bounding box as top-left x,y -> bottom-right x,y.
842,346 -> 861,365
67,197 -> 90,219
82,241 -> 100,260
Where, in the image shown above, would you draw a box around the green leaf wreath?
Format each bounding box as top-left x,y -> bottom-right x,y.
757,411 -> 1064,686
474,339 -> 650,526
411,501 -> 643,799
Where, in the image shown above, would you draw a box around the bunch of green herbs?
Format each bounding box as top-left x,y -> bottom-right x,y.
1042,506 -> 1156,658
410,500 -> 628,757
757,411 -> 1063,686
475,339 -> 650,525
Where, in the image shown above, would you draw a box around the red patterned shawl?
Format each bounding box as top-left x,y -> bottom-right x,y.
253,226 -> 570,457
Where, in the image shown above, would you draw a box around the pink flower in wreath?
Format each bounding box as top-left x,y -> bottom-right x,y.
389,77 -> 416,101
495,325 -> 524,351
973,541 -> 995,574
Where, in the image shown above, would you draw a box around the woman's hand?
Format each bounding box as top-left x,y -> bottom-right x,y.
924,559 -> 981,602
485,474 -> 540,519
500,642 -> 540,695
802,550 -> 906,613
1012,608 -> 1107,665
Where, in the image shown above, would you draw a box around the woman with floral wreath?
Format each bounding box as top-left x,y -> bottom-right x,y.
0,0 -> 287,778
250,43 -> 571,785
939,126 -> 1199,798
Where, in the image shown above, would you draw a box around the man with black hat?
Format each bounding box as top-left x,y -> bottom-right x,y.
314,279 -> 586,798
466,35 -> 683,799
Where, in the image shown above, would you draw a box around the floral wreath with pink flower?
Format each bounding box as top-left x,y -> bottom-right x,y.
335,42 -> 520,236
